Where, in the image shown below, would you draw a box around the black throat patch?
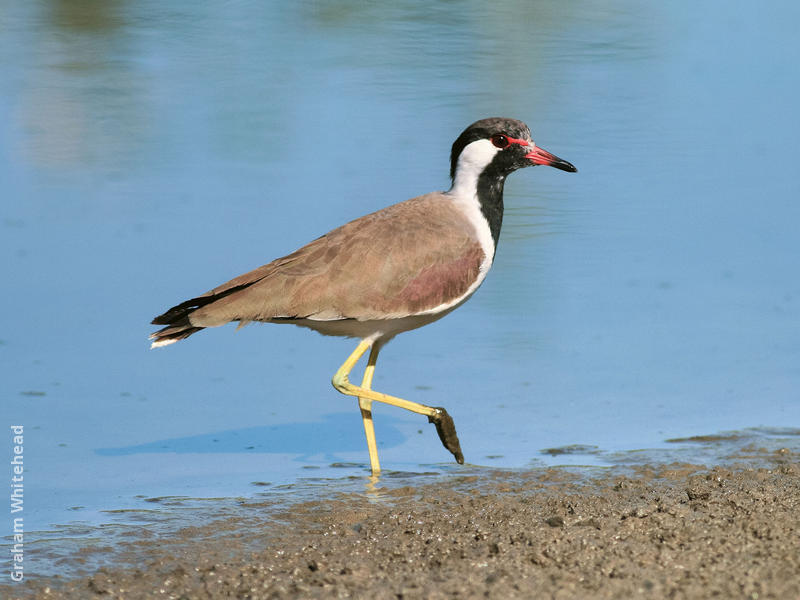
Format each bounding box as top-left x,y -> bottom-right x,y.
474,145 -> 530,252
476,169 -> 506,252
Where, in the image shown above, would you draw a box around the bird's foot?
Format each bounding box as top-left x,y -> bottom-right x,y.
428,407 -> 464,464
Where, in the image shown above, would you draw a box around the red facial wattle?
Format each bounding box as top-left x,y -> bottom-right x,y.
505,136 -> 530,147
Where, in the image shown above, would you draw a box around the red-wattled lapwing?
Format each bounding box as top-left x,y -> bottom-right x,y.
150,117 -> 576,475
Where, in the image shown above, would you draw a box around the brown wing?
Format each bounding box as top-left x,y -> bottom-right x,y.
177,192 -> 485,327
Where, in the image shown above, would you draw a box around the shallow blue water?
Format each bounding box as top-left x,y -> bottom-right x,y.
2,0 -> 799,575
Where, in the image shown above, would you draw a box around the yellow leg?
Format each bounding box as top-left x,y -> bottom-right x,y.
333,340 -> 440,417
359,345 -> 381,475
332,340 -> 464,473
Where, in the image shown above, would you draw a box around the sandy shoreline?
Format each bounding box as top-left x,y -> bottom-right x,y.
5,447 -> 799,600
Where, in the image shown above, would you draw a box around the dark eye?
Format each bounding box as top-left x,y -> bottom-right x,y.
490,134 -> 509,149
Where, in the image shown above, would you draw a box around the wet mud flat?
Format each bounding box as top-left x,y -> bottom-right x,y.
7,445 -> 800,600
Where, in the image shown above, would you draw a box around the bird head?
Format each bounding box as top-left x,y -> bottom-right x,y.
449,117 -> 577,186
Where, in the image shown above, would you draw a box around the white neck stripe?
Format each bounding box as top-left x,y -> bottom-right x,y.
448,139 -> 499,199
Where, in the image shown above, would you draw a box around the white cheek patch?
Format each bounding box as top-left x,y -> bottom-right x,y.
449,139 -> 499,197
